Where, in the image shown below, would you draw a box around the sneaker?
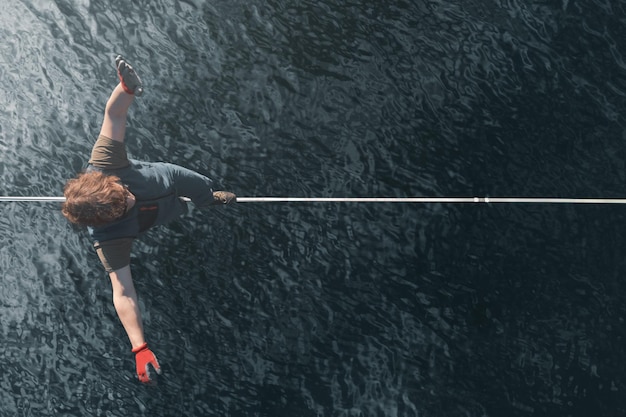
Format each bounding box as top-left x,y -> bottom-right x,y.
213,191 -> 237,205
116,55 -> 144,96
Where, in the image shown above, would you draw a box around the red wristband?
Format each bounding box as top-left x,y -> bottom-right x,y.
132,342 -> 148,353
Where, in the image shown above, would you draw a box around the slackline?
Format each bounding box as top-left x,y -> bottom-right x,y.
2,196 -> 626,204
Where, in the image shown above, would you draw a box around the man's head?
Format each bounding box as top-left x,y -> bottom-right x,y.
62,171 -> 128,227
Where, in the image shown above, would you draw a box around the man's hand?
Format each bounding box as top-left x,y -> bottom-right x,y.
132,343 -> 161,383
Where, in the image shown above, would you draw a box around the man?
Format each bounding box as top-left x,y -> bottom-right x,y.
62,56 -> 235,383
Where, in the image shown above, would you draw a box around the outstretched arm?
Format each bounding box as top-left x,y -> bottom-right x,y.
109,265 -> 145,348
109,266 -> 161,383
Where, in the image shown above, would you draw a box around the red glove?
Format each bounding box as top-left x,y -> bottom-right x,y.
132,342 -> 161,383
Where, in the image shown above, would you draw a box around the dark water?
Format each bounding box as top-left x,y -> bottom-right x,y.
1,0 -> 626,415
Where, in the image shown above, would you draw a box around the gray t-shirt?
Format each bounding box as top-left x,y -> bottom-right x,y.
88,135 -> 214,272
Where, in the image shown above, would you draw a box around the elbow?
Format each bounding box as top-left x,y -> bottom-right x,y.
109,267 -> 138,312
111,279 -> 138,310
112,289 -> 139,316
112,283 -> 137,303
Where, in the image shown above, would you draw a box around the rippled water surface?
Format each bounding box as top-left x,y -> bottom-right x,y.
2,0 -> 626,416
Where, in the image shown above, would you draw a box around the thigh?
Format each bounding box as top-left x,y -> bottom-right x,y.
163,163 -> 215,206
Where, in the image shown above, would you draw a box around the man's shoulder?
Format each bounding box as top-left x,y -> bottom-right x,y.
89,214 -> 139,242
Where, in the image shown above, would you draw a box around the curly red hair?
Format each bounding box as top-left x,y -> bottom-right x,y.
62,171 -> 127,227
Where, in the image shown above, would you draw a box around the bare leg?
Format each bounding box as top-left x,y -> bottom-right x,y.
99,56 -> 143,143
99,83 -> 135,143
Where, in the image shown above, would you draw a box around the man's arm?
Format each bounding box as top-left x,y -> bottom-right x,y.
109,265 -> 161,383
109,265 -> 145,348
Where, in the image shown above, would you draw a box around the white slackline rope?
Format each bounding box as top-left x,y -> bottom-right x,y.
2,196 -> 626,204
237,197 -> 626,204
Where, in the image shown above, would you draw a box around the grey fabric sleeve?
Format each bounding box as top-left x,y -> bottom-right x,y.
94,238 -> 133,272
